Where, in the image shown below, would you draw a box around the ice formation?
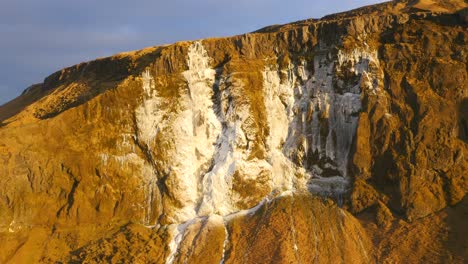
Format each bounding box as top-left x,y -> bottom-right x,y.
131,41 -> 381,263
293,48 -> 380,196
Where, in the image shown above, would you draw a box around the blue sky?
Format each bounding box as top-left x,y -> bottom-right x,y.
0,0 -> 387,105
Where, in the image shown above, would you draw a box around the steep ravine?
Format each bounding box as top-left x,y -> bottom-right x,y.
0,0 -> 467,263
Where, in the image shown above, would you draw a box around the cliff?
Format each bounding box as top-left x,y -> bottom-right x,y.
0,0 -> 467,263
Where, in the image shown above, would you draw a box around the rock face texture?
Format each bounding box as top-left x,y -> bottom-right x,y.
0,0 -> 467,263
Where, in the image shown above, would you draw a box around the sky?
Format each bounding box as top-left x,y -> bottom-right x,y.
0,0 -> 388,105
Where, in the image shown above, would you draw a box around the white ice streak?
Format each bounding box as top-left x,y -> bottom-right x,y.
198,59 -> 310,217
136,69 -> 161,145
310,53 -> 358,176
135,41 -> 222,223
165,219 -> 197,264
265,48 -> 381,195
196,87 -> 251,216
164,41 -> 222,222
263,62 -> 309,191
219,217 -> 229,264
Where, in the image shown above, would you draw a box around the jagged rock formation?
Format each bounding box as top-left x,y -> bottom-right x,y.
0,0 -> 467,263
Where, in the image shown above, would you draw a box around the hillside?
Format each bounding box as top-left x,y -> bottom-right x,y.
0,0 -> 467,263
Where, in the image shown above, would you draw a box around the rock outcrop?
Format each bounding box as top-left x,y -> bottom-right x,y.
0,0 -> 466,263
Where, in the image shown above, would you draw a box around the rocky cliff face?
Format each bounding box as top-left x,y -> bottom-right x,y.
0,0 -> 467,263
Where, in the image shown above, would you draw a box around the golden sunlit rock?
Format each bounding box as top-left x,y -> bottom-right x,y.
0,0 -> 466,263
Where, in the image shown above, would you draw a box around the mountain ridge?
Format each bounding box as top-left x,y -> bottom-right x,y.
2,0 -> 466,117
